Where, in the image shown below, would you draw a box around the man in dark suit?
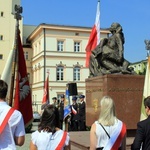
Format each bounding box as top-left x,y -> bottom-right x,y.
52,97 -> 58,108
78,95 -> 86,131
58,94 -> 65,129
70,96 -> 79,131
131,96 -> 150,150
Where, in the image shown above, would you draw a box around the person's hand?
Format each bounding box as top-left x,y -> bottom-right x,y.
67,117 -> 71,122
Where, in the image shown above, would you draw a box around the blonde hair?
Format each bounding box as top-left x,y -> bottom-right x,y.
98,96 -> 116,126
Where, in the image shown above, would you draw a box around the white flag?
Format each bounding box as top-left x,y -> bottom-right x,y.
1,50 -> 14,98
140,57 -> 150,120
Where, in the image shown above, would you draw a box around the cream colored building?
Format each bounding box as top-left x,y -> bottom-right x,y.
0,0 -> 22,76
129,59 -> 147,75
26,24 -> 109,111
0,0 -> 110,112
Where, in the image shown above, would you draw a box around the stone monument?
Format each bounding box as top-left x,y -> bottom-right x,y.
86,23 -> 145,134
86,74 -> 144,130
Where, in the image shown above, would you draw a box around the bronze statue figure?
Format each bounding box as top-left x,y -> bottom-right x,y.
89,22 -> 135,77
144,40 -> 150,50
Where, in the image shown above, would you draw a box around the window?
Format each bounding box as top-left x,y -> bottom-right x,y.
24,51 -> 28,60
74,42 -> 80,52
57,94 -> 63,101
57,41 -> 64,51
0,35 -> 3,40
27,73 -> 30,82
73,67 -> 80,81
0,54 -> 3,59
0,12 -> 4,17
57,66 -> 64,81
138,64 -> 141,71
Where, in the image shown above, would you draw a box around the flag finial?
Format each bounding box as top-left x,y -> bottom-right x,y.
14,5 -> 23,20
144,40 -> 150,57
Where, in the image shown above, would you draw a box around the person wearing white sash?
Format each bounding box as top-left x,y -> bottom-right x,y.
90,96 -> 126,150
30,104 -> 70,150
0,80 -> 25,150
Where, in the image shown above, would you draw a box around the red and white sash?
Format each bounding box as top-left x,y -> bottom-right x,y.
55,131 -> 67,150
0,107 -> 15,134
72,106 -> 77,115
104,120 -> 126,150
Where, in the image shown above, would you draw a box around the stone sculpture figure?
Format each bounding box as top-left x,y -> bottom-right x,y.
144,40 -> 150,50
89,22 -> 134,77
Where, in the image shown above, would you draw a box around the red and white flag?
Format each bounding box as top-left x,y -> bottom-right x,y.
42,73 -> 50,105
85,0 -> 100,67
13,30 -> 33,127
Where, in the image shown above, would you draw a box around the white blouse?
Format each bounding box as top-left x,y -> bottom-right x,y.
31,129 -> 69,150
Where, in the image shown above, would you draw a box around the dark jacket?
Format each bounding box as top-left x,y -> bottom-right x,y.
131,116 -> 150,150
78,101 -> 86,120
59,101 -> 64,120
71,103 -> 79,121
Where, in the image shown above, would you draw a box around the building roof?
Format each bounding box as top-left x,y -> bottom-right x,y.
26,23 -> 110,42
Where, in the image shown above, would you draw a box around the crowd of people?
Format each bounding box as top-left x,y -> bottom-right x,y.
51,94 -> 86,132
1,78 -> 150,149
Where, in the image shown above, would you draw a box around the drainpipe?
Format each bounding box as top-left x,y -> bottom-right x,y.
43,28 -> 46,85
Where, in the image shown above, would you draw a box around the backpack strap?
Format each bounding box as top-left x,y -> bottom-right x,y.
0,107 -> 15,134
99,123 -> 110,139
55,131 -> 67,150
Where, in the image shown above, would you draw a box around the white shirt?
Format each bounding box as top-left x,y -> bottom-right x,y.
31,129 -> 70,150
0,101 -> 25,150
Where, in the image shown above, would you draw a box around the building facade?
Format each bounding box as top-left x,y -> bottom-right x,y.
26,24 -> 109,111
1,0 -> 110,112
0,0 -> 22,76
130,59 -> 147,75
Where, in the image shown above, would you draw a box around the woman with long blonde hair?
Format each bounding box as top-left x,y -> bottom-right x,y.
90,96 -> 126,150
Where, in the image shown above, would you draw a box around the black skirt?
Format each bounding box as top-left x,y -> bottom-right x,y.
96,147 -> 121,150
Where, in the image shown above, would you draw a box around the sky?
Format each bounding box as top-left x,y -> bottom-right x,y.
21,0 -> 150,63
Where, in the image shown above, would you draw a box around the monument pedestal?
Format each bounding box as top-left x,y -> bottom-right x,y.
86,74 -> 144,130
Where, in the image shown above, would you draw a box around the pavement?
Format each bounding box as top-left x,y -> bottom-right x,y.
126,137 -> 134,150
16,133 -> 31,150
16,122 -> 38,150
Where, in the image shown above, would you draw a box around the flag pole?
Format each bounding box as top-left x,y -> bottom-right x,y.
140,40 -> 150,120
64,83 -> 70,131
9,5 -> 22,106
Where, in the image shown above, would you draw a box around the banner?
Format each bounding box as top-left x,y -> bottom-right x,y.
64,87 -> 71,119
42,73 -> 50,105
13,31 -> 33,127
